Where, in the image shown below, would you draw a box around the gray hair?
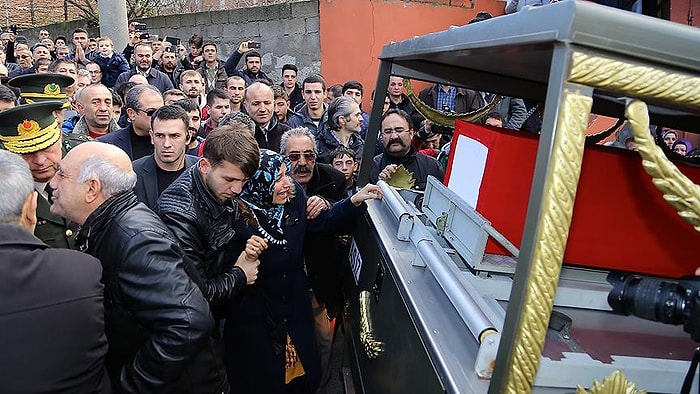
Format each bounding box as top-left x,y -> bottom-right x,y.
327,96 -> 356,131
125,84 -> 161,110
279,127 -> 316,155
77,156 -> 137,199
0,150 -> 34,224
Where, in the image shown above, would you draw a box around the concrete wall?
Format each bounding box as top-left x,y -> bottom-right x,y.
21,1 -> 321,85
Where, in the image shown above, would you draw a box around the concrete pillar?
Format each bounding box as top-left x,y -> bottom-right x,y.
97,0 -> 128,52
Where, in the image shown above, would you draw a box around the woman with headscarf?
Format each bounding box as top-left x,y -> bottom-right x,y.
222,149 -> 381,393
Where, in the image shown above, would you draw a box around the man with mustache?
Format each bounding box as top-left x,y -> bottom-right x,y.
370,108 -> 444,191
279,127 -> 348,381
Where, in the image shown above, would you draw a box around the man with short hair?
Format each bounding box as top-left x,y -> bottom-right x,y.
0,149 -> 107,393
132,105 -> 199,210
179,69 -> 206,111
158,124 -> 262,319
85,62 -> 102,84
198,88 -> 230,138
163,88 -> 187,105
69,28 -> 92,65
371,109 -> 444,191
55,45 -> 70,60
224,41 -> 273,86
272,85 -> 292,124
99,84 -> 164,160
32,44 -> 51,61
38,29 -> 50,40
0,85 -> 16,111
10,47 -> 32,77
225,75 -> 245,112
287,74 -> 328,135
49,141 -> 228,393
197,42 -> 227,93
114,43 -> 174,93
157,45 -> 184,88
387,75 -> 422,127
172,98 -> 204,156
244,82 -> 289,152
73,83 -> 120,138
281,63 -> 303,110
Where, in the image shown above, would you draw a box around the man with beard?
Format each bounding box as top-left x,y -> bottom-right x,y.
132,105 -> 199,210
99,84 -> 164,160
114,43 -> 174,93
316,96 -> 364,164
226,75 -> 245,113
224,41 -> 273,86
179,70 -> 206,113
156,45 -> 184,88
370,109 -> 444,191
172,98 -> 204,156
243,82 -> 289,152
70,83 -> 121,137
279,126 -> 347,382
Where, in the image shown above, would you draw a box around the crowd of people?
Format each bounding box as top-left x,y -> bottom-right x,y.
1,8 -> 692,394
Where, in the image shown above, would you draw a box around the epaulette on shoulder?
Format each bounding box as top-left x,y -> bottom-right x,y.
62,133 -> 93,153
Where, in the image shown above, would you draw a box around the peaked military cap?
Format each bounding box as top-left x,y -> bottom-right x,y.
8,73 -> 74,107
0,101 -> 64,154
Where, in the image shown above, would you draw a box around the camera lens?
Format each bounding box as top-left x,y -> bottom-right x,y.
607,274 -> 685,325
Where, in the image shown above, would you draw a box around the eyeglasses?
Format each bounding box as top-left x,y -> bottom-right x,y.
286,152 -> 316,162
381,127 -> 409,136
18,55 -> 30,59
137,108 -> 157,116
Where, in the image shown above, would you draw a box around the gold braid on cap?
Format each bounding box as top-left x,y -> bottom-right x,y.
0,120 -> 61,154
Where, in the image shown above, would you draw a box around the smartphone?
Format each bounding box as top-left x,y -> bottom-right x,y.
165,36 -> 181,47
134,22 -> 147,31
249,41 -> 261,49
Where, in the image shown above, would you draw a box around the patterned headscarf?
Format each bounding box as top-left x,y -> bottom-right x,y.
240,149 -> 293,244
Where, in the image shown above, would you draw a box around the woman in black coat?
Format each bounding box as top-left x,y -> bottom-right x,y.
222,149 -> 381,393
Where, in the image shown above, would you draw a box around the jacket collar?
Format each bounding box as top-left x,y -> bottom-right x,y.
191,164 -> 238,219
0,224 -> 48,248
76,191 -> 138,252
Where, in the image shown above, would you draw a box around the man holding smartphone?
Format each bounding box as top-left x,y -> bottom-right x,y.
224,40 -> 273,86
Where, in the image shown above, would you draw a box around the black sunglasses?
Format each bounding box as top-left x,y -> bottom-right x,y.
138,108 -> 157,117
287,152 -> 316,161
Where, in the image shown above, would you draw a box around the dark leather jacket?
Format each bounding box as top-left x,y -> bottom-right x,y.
75,191 -> 227,393
157,163 -> 247,315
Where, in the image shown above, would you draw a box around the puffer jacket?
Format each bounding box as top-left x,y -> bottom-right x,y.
157,163 -> 248,315
75,191 -> 227,393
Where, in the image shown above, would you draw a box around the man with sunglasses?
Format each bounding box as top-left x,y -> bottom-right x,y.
99,84 -> 164,160
371,108 -> 444,191
279,127 -> 348,380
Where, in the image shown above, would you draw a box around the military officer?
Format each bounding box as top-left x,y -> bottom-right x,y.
0,101 -> 81,248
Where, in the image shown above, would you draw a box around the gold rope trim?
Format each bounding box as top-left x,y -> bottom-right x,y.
0,120 -> 61,154
625,99 -> 700,231
504,88 -> 591,393
569,52 -> 700,108
576,370 -> 647,394
21,92 -> 67,99
403,79 -> 501,128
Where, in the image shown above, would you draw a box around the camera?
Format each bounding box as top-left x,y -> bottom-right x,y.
139,32 -> 150,40
607,272 -> 700,342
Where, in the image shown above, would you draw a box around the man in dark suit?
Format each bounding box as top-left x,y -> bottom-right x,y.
132,104 -> 199,211
279,127 -> 347,381
0,149 -> 108,393
99,84 -> 164,160
0,101 -> 80,248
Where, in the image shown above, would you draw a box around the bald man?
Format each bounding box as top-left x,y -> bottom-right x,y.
243,81 -> 290,152
49,141 -> 229,393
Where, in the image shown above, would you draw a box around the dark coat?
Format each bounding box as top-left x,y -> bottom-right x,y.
97,125 -> 134,159
76,191 -> 227,393
417,84 -> 479,114
255,114 -> 290,153
197,60 -> 228,93
34,189 -> 78,248
281,82 -> 304,112
0,225 -> 108,393
370,147 -> 445,191
92,52 -> 130,88
157,163 -> 248,316
132,154 -> 199,211
315,125 -> 365,165
223,50 -> 274,86
303,163 -> 348,314
223,183 -> 361,393
114,67 -> 175,94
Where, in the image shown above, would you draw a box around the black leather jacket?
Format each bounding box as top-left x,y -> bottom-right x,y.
157,163 -> 247,315
75,191 -> 227,393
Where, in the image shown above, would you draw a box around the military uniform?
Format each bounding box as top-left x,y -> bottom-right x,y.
0,96 -> 86,248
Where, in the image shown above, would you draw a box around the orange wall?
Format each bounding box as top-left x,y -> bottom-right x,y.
319,0 -> 505,109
